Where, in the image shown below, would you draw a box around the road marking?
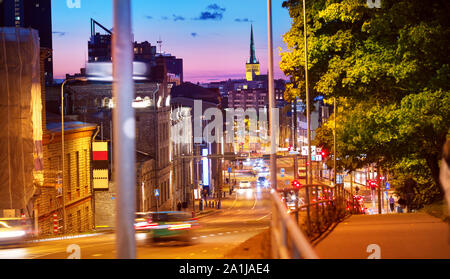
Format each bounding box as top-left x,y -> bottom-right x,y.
226,232 -> 231,234
201,235 -> 207,238
202,250 -> 207,253
92,254 -> 103,257
252,193 -> 258,210
189,253 -> 196,256
192,237 -> 198,240
209,234 -> 216,237
256,213 -> 271,221
218,233 -> 223,236
233,231 -> 238,233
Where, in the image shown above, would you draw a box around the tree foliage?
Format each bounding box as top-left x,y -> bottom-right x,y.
281,0 -> 450,205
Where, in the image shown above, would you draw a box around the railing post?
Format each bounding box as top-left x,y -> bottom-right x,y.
305,186 -> 311,236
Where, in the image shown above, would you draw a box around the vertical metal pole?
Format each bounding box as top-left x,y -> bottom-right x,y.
293,98 -> 298,180
377,167 -> 382,214
334,97 -> 337,188
267,0 -> 277,190
113,0 -> 136,259
302,0 -> 311,233
61,80 -> 67,234
303,0 -> 311,185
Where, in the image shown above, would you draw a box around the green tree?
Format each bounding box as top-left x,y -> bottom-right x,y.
281,0 -> 450,205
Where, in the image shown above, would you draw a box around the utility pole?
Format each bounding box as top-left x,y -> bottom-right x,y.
267,0 -> 277,190
378,167 -> 382,214
113,0 -> 136,259
303,0 -> 312,185
334,97 -> 337,188
302,0 -> 312,233
293,97 -> 298,180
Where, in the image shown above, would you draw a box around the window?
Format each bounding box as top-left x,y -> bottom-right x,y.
77,210 -> 81,232
84,150 -> 89,195
76,152 -> 80,197
67,153 -> 71,200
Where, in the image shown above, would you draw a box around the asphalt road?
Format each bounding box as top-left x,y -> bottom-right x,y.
0,188 -> 271,259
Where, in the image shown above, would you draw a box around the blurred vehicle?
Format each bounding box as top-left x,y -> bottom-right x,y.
239,181 -> 251,189
257,176 -> 269,188
353,195 -> 366,214
282,192 -> 306,213
259,167 -> 269,177
0,218 -> 33,245
237,181 -> 253,197
134,212 -> 199,243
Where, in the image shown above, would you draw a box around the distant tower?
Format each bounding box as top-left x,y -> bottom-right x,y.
246,24 -> 260,81
157,36 -> 163,55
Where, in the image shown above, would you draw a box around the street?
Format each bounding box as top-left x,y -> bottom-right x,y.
0,169 -> 271,259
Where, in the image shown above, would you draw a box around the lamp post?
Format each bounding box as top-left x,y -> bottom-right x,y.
113,0 -> 136,259
302,0 -> 313,233
60,77 -> 87,234
267,0 -> 277,191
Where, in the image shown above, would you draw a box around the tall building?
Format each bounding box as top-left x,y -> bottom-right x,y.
0,0 -> 53,84
246,25 -> 260,82
157,54 -> 184,84
88,19 -> 112,62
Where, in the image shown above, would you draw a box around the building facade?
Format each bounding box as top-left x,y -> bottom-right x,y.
0,0 -> 53,84
37,122 -> 97,235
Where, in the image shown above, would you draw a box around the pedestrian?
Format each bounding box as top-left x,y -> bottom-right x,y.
177,201 -> 182,211
389,195 -> 395,213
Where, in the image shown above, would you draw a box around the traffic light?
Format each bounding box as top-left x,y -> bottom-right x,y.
291,179 -> 301,189
321,149 -> 328,158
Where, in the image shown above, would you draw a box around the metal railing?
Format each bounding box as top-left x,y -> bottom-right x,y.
271,183 -> 363,258
280,183 -> 361,239
270,190 -> 319,259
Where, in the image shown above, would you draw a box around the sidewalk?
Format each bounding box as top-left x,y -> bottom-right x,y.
314,213 -> 450,259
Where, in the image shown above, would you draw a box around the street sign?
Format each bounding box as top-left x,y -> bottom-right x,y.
311,146 -> 316,156
301,146 -> 317,156
281,168 -> 285,177
228,167 -> 232,173
386,182 -> 390,190
154,189 -> 159,197
301,146 -> 308,156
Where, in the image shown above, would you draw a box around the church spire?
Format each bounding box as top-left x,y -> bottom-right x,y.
246,24 -> 260,81
249,24 -> 257,64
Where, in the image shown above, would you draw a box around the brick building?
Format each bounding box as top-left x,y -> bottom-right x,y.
37,121 -> 97,235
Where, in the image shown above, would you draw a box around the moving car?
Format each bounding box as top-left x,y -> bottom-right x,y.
134,212 -> 199,243
257,176 -> 269,188
0,218 -> 33,245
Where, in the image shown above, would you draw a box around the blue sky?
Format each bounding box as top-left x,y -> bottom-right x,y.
52,0 -> 292,82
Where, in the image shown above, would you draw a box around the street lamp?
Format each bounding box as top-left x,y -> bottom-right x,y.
60,77 -> 87,234
267,0 -> 277,191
